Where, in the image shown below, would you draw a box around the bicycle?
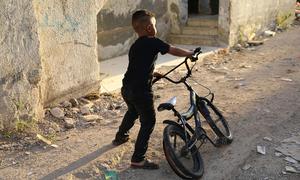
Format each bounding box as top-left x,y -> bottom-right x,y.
153,47 -> 233,179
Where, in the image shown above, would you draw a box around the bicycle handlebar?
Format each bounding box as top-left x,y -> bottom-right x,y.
153,47 -> 202,84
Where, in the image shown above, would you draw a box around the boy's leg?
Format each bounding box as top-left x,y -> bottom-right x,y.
131,94 -> 156,163
114,89 -> 138,145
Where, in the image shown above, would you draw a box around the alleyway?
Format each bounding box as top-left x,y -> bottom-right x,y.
0,24 -> 300,180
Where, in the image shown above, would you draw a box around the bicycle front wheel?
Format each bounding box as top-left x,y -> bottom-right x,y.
163,124 -> 204,179
197,97 -> 233,145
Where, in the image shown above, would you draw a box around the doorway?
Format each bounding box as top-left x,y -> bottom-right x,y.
188,0 -> 219,15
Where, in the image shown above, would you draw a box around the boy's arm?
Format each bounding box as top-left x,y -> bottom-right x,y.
168,46 -> 194,58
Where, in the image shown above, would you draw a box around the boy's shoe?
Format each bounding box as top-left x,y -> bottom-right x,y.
131,159 -> 159,170
112,136 -> 129,146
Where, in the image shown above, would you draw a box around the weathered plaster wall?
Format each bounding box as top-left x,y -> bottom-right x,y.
228,0 -> 295,46
0,0 -> 101,131
0,0 -> 43,130
33,0 -> 101,106
97,0 -> 187,61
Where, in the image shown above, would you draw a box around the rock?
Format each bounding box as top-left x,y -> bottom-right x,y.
242,164 -> 251,170
62,101 -> 72,108
79,98 -> 91,104
64,118 -> 76,129
257,145 -> 266,155
71,108 -> 80,113
80,105 -> 91,115
234,44 -> 242,51
25,151 -> 31,155
50,107 -> 65,119
69,98 -> 79,107
275,152 -> 282,157
82,115 -> 102,122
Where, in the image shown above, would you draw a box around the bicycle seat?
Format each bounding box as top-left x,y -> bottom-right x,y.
157,97 -> 177,111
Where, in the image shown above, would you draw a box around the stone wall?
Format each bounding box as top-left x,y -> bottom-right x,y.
33,0 -> 100,106
0,0 -> 43,131
228,0 -> 295,46
0,0 -> 101,131
97,0 -> 187,61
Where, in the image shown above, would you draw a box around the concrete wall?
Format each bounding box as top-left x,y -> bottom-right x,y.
0,0 -> 43,130
97,0 -> 188,61
0,0 -> 101,131
228,0 -> 295,46
33,0 -> 100,106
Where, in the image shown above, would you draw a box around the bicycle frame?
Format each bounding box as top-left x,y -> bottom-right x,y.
155,57 -> 219,148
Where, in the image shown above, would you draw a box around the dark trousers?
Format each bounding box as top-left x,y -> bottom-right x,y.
116,87 -> 156,162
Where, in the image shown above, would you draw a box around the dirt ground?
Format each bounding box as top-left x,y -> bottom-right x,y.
1,22 -> 300,180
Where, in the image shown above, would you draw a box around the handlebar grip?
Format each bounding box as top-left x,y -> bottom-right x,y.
190,47 -> 202,62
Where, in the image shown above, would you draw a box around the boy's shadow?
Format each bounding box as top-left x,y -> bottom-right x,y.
40,143 -> 115,180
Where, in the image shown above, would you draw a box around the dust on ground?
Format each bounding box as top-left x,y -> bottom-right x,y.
1,22 -> 300,180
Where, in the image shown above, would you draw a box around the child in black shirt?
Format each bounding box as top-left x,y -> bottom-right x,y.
113,9 -> 195,169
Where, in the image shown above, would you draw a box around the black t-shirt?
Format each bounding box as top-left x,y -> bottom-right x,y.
122,36 -> 170,92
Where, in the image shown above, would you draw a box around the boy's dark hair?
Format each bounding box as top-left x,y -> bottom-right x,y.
132,10 -> 155,32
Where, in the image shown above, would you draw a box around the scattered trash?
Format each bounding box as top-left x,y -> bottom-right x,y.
276,135 -> 300,161
36,134 -> 58,148
280,78 -> 293,82
284,157 -> 298,164
104,170 -> 119,180
242,164 -> 251,170
264,30 -> 276,37
257,145 -> 266,155
263,137 -> 273,142
285,166 -> 298,173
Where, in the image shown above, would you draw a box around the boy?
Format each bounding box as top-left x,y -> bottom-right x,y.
113,9 -> 195,169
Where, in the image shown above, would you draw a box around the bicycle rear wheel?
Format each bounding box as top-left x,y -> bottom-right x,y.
197,97 -> 233,144
163,124 -> 204,179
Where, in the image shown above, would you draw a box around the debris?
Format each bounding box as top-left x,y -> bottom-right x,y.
280,78 -> 293,82
276,135 -> 300,161
257,145 -> 266,155
234,82 -> 246,89
104,170 -> 119,180
282,171 -> 287,175
239,65 -> 252,69
264,30 -> 276,37
36,134 -> 58,148
50,107 -> 65,119
247,40 -> 264,46
82,115 -> 102,122
62,101 -> 72,108
69,98 -> 79,107
263,137 -> 273,142
285,166 -> 298,173
275,152 -> 282,157
64,118 -> 76,129
84,92 -> 100,100
234,44 -> 243,51
79,98 -> 91,104
25,151 -> 31,155
27,172 -> 33,176
284,157 -> 298,164
208,66 -> 229,75
242,164 -> 251,170
80,105 -> 91,115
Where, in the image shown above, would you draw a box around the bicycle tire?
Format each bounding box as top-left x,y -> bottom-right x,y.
163,124 -> 204,179
197,97 -> 233,144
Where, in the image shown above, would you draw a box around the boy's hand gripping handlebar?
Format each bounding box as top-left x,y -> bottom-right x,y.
152,47 -> 202,84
